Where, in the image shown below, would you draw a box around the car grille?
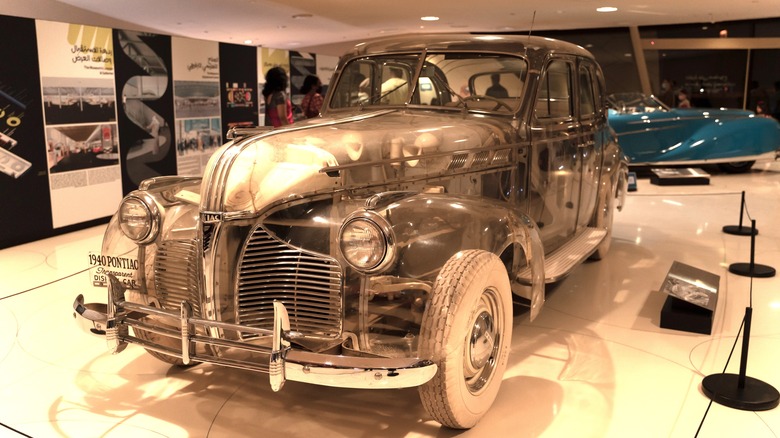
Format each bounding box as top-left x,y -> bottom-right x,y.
236,226 -> 342,338
154,239 -> 201,317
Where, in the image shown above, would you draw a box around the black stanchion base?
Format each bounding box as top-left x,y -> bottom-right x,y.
702,373 -> 780,411
728,263 -> 776,278
722,225 -> 758,236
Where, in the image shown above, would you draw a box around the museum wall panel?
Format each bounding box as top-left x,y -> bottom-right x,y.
0,12 -> 329,249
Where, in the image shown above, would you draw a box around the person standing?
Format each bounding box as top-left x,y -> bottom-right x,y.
486,73 -> 509,98
677,89 -> 691,108
263,66 -> 293,127
300,75 -> 324,119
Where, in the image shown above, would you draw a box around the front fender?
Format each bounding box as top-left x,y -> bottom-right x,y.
100,176 -> 203,302
371,192 -> 545,319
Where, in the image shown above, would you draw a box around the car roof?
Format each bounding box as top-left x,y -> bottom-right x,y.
342,33 -> 594,60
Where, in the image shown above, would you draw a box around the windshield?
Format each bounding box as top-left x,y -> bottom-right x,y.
328,52 -> 528,114
607,92 -> 669,114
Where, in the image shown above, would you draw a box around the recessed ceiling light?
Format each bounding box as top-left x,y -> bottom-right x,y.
292,14 -> 313,19
596,6 -> 618,12
421,16 -> 440,21
244,39 -> 253,44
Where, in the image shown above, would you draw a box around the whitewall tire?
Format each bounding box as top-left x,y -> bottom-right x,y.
418,250 -> 513,429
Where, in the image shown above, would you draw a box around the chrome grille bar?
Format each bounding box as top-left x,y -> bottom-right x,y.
154,239 -> 201,317
237,226 -> 342,338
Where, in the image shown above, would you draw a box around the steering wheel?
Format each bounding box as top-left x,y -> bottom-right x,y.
463,95 -> 513,111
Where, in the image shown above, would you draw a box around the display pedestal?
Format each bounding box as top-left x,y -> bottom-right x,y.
660,296 -> 714,335
658,261 -> 719,335
650,168 -> 709,186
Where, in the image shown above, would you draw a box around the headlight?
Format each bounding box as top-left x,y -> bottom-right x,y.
339,212 -> 394,273
118,195 -> 159,243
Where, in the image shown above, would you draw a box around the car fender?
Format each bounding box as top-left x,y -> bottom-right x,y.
669,116 -> 780,161
369,191 -> 545,319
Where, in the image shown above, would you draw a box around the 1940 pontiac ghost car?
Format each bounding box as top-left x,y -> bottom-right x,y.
74,34 -> 628,429
607,92 -> 780,172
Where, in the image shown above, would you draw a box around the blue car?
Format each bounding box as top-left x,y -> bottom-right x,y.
607,93 -> 780,172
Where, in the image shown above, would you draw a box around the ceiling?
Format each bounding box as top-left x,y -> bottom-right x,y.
2,0 -> 778,56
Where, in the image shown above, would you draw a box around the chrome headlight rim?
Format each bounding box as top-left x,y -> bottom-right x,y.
339,210 -> 396,274
118,192 -> 160,245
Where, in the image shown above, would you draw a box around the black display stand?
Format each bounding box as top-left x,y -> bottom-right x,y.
658,261 -> 719,335
660,295 -> 714,335
727,220 -> 775,278
723,191 -> 758,236
702,307 -> 780,411
702,224 -> 779,411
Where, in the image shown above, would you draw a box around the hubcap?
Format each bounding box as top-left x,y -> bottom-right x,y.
469,311 -> 494,369
463,287 -> 502,394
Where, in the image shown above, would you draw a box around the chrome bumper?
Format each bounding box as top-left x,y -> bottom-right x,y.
73,275 -> 437,391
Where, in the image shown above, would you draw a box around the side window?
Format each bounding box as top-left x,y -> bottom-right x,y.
535,60 -> 573,119
578,65 -> 595,118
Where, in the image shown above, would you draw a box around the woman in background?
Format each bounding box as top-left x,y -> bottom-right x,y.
263,66 -> 293,127
300,75 -> 324,119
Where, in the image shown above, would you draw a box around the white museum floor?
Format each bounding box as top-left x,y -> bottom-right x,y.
1,161 -> 779,438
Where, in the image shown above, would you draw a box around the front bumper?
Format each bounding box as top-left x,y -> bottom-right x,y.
73,275 -> 436,391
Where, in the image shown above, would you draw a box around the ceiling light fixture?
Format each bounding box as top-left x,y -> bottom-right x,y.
292,14 -> 313,19
596,6 -> 618,12
421,16 -> 440,22
244,39 -> 253,44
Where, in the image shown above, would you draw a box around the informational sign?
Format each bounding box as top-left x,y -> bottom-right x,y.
88,251 -> 140,289
220,43 -> 258,137
36,20 -> 122,229
171,37 -> 222,176
0,15 -> 51,248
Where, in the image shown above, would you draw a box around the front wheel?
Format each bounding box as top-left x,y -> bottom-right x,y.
418,250 -> 513,429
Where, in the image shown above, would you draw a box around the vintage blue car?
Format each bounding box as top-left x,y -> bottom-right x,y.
607,93 -> 780,172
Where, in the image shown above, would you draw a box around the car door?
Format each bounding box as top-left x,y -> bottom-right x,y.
529,57 -> 579,253
574,59 -> 602,231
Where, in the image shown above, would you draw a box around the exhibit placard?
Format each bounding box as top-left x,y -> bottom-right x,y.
36,20 -> 122,229
171,37 -> 222,176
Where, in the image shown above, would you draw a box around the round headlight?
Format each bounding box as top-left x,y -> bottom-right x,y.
118,196 -> 157,243
339,216 -> 389,272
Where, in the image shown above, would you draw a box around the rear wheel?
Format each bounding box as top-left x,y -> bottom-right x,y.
418,250 -> 512,429
718,161 -> 754,173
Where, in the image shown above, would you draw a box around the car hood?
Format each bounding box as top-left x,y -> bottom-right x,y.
203,109 -> 518,213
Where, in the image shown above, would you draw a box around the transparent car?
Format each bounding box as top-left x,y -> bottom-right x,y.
74,34 -> 628,429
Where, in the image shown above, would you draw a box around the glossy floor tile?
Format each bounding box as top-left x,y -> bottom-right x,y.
2,161 -> 780,437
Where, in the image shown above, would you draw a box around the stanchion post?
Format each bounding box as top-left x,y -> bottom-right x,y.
728,220 -> 775,278
723,191 -> 758,236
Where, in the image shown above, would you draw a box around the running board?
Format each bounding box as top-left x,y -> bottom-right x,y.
517,227 -> 607,284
